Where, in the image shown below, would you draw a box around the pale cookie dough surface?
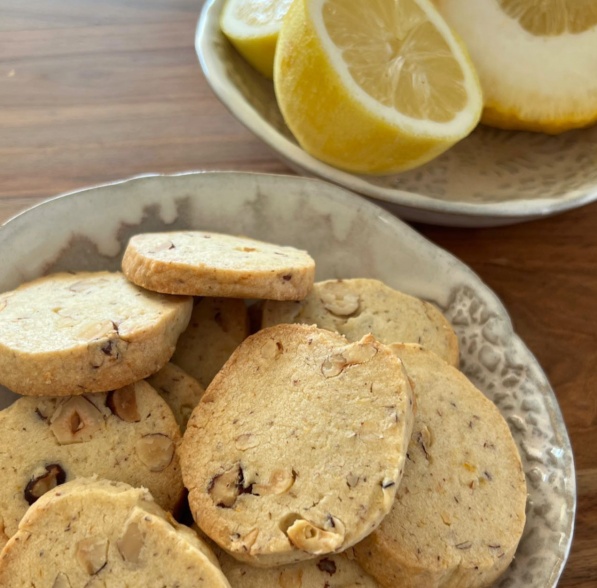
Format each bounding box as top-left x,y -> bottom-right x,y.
146,362 -> 205,430
171,297 -> 250,389
262,278 -> 459,367
0,478 -> 231,588
218,549 -> 380,587
354,344 -> 527,588
0,381 -> 184,548
181,324 -> 414,567
0,271 -> 192,396
122,231 -> 315,300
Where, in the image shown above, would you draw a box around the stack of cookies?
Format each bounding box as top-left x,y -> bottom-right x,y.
0,231 -> 527,587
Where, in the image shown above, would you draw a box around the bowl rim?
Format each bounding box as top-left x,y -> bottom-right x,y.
0,170 -> 577,586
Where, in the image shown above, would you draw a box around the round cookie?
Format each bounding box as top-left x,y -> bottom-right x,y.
0,271 -> 192,396
181,324 -> 414,567
218,548 -> 379,587
122,231 -> 315,300
0,478 -> 231,587
0,381 -> 184,548
146,362 -> 205,430
261,278 -> 459,366
353,343 -> 527,588
171,297 -> 250,389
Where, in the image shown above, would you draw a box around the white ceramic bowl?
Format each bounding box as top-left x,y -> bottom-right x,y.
0,172 -> 575,585
196,0 -> 597,227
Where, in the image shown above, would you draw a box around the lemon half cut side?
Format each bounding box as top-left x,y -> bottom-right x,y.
274,0 -> 483,175
220,0 -> 294,79
436,0 -> 597,134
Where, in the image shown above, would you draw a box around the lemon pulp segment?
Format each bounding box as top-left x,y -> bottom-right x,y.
322,0 -> 468,123
499,0 -> 597,36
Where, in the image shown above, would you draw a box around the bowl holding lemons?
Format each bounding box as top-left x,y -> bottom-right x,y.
198,0 -> 597,226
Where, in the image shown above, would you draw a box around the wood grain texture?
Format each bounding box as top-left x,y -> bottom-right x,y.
0,1 -> 595,585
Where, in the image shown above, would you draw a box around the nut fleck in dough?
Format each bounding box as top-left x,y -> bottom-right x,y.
0,478 -> 231,587
353,344 -> 527,588
146,362 -> 205,431
0,271 -> 192,396
122,231 -> 315,300
218,548 -> 379,587
180,324 -> 414,567
0,381 -> 184,548
171,297 -> 250,389
262,278 -> 459,367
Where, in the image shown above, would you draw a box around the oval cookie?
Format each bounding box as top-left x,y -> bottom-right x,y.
353,343 -> 527,588
146,362 -> 205,431
181,324 -> 414,567
0,271 -> 192,396
218,549 -> 379,587
171,297 -> 250,389
0,478 -> 231,587
261,278 -> 459,366
0,381 -> 183,547
122,231 -> 315,300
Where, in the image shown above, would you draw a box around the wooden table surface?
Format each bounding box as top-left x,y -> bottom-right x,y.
0,1 -> 595,585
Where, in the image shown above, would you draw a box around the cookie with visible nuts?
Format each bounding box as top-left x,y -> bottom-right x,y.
0,478 -> 231,587
146,362 -> 205,430
353,344 -> 527,588
0,381 -> 184,548
122,231 -> 315,300
171,297 -> 250,389
261,278 -> 459,366
0,271 -> 192,396
180,324 -> 414,567
218,548 -> 379,587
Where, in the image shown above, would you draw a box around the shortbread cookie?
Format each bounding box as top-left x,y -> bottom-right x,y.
0,381 -> 184,547
181,324 -> 414,567
207,523 -> 379,587
262,278 -> 459,366
353,344 -> 527,588
122,231 -> 315,300
171,297 -> 250,388
146,362 -> 205,430
218,548 -> 379,587
0,478 -> 231,587
0,271 -> 192,396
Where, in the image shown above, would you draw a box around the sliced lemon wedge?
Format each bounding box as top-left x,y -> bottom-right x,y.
435,0 -> 597,133
273,0 -> 482,175
220,0 -> 293,79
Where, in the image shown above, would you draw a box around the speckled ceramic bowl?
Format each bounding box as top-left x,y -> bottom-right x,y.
0,172 -> 575,585
196,0 -> 597,227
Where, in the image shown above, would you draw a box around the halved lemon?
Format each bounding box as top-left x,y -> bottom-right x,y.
435,0 -> 597,133
273,0 -> 483,175
220,0 -> 293,79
